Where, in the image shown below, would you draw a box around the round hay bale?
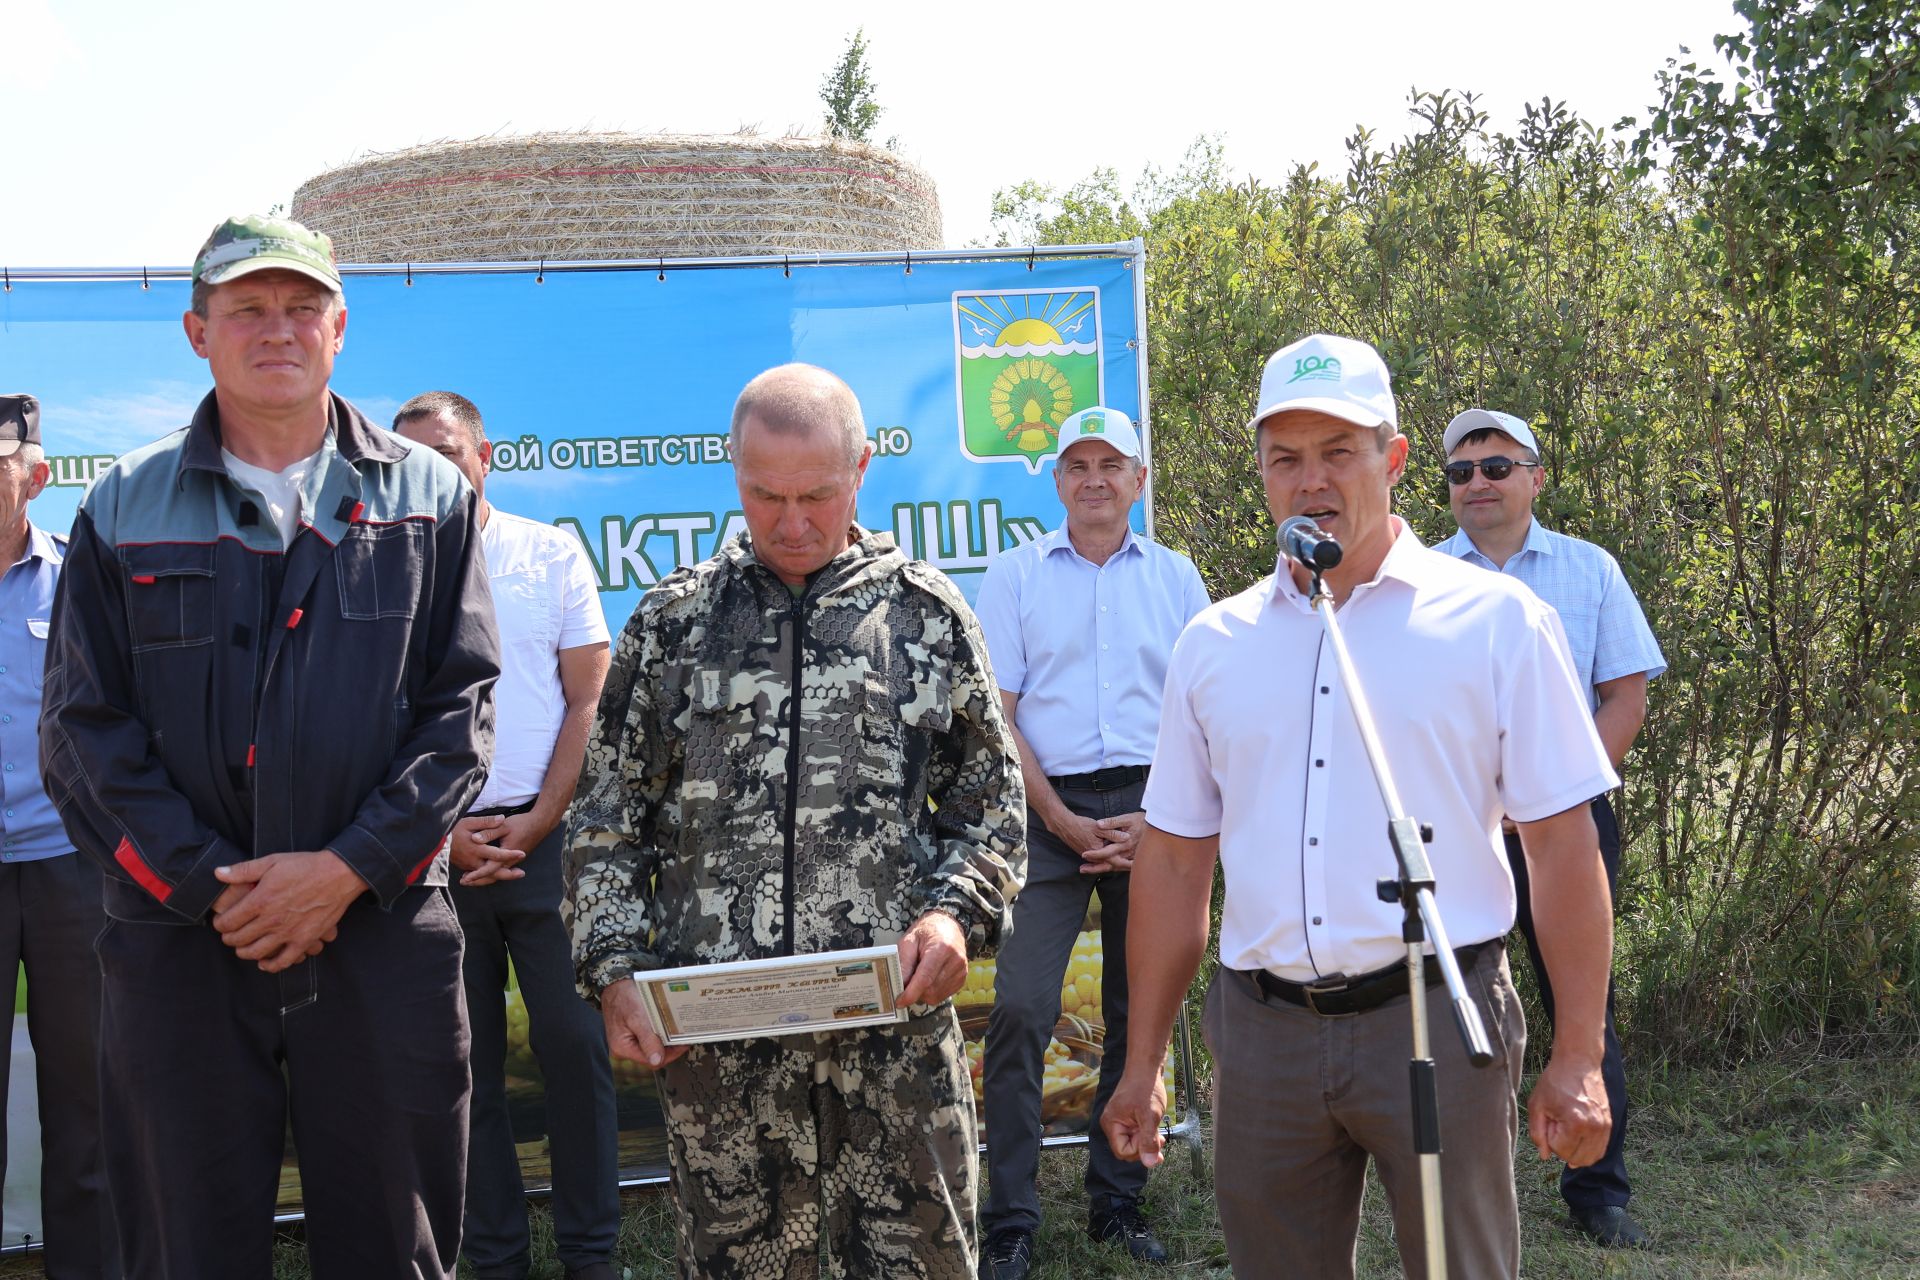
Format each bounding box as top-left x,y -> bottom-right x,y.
290,131 -> 943,263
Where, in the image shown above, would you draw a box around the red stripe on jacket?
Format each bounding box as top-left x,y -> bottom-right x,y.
113,837 -> 173,904
405,838 -> 446,885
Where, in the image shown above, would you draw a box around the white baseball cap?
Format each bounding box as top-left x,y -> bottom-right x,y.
1247,334 -> 1397,434
1052,406 -> 1142,461
1444,408 -> 1540,457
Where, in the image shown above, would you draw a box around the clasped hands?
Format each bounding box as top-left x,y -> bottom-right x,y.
210,849 -> 366,973
450,810 -> 549,886
1047,807 -> 1146,875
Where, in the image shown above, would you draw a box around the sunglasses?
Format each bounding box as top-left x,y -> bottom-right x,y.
1443,456 -> 1541,485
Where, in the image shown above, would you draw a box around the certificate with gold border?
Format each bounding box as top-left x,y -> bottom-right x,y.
634,945 -> 908,1045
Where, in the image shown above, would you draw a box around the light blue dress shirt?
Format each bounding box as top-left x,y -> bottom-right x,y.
1434,518 -> 1666,708
1,522 -> 73,863
974,526 -> 1210,776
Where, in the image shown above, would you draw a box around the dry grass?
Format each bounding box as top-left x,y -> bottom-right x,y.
290,131 -> 943,263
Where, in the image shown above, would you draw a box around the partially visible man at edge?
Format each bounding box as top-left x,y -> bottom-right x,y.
569,362 -> 1026,1278
1437,407 -> 1665,1249
39,214 -> 499,1279
395,391 -> 620,1280
1100,334 -> 1618,1280
0,393 -> 118,1278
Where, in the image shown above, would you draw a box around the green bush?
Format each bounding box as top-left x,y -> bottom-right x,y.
992,0 -> 1920,1062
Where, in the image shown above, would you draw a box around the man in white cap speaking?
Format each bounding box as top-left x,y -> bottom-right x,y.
1101,335 -> 1620,1279
972,407 -> 1207,1278
1436,408 -> 1664,1248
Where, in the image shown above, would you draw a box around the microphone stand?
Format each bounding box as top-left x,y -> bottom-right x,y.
1305,564 -> 1495,1280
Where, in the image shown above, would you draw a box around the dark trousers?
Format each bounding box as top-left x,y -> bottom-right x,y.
982,778 -> 1147,1234
97,886 -> 470,1279
1207,945 -> 1527,1280
1505,793 -> 1631,1209
0,852 -> 118,1278
453,823 -> 619,1277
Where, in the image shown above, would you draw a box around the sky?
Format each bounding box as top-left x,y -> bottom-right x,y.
1,0 -> 1744,269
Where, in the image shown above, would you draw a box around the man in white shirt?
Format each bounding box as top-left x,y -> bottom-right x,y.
1436,408 -> 1665,1248
972,407 -> 1208,1279
394,393 -> 618,1280
1101,335 -> 1619,1280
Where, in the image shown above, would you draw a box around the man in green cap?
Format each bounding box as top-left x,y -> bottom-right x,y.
40,214 -> 501,1279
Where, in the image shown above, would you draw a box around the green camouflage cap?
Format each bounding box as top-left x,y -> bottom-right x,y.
192,214 -> 341,290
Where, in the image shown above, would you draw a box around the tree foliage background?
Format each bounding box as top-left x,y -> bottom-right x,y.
994,0 -> 1920,1061
820,28 -> 884,144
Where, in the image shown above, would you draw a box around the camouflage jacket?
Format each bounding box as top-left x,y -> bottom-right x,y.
570,527 -> 1026,1001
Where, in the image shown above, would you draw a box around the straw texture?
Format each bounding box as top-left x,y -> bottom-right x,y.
291,131 -> 944,262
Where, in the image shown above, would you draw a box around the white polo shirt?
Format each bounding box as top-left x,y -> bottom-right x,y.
975,526 -> 1210,775
1145,519 -> 1616,981
474,509 -> 609,809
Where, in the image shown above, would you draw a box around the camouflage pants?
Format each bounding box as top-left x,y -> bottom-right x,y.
657,1004 -> 978,1280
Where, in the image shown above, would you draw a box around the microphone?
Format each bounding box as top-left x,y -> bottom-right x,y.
1278,516 -> 1343,572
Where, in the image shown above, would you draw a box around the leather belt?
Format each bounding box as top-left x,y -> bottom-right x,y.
1046,765 -> 1149,792
1246,939 -> 1501,1017
467,798 -> 536,818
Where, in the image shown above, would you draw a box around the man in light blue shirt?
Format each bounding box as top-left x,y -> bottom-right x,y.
0,394 -> 117,1276
973,407 -> 1208,1279
1435,407 -> 1665,1250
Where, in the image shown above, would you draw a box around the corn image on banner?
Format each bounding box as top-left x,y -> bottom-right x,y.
0,246 -> 1170,1245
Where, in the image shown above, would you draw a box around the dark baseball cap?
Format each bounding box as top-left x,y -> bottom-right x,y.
0,395 -> 40,458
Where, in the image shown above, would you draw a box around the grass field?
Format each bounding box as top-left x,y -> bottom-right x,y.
196,1047 -> 1903,1278
2,1049 -> 1906,1276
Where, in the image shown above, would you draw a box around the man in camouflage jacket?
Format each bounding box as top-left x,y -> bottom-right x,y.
571,363 -> 1026,1280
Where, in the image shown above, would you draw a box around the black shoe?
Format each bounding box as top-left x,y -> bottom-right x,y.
563,1263 -> 619,1280
979,1226 -> 1035,1280
1570,1204 -> 1651,1249
1088,1201 -> 1170,1266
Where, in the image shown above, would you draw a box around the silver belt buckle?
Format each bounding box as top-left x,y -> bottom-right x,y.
1301,975 -> 1352,1017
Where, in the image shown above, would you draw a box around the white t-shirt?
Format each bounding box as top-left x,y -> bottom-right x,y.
1144,519 -> 1617,981
223,447 -> 320,547
474,509 -> 610,809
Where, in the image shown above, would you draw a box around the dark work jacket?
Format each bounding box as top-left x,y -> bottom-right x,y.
38,391 -> 500,924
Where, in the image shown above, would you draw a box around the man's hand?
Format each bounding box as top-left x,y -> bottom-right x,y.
451,815 -> 528,887
897,910 -> 969,1007
601,976 -> 689,1070
1527,1053 -> 1612,1168
1079,811 -> 1146,874
209,879 -> 335,963
1042,806 -> 1129,869
1101,1064 -> 1168,1167
211,851 -> 366,973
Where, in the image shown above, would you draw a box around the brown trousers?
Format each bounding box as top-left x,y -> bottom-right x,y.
1204,944 -> 1527,1280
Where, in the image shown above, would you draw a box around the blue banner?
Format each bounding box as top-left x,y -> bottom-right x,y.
0,248 -> 1161,1243
2,252 -> 1148,626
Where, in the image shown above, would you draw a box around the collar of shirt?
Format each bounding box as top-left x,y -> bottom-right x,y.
1040,523 -> 1142,567
13,522 -> 63,574
1437,516 -> 1554,570
1264,517 -> 1426,614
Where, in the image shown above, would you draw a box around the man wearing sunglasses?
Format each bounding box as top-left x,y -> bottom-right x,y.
1436,408 -> 1665,1249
